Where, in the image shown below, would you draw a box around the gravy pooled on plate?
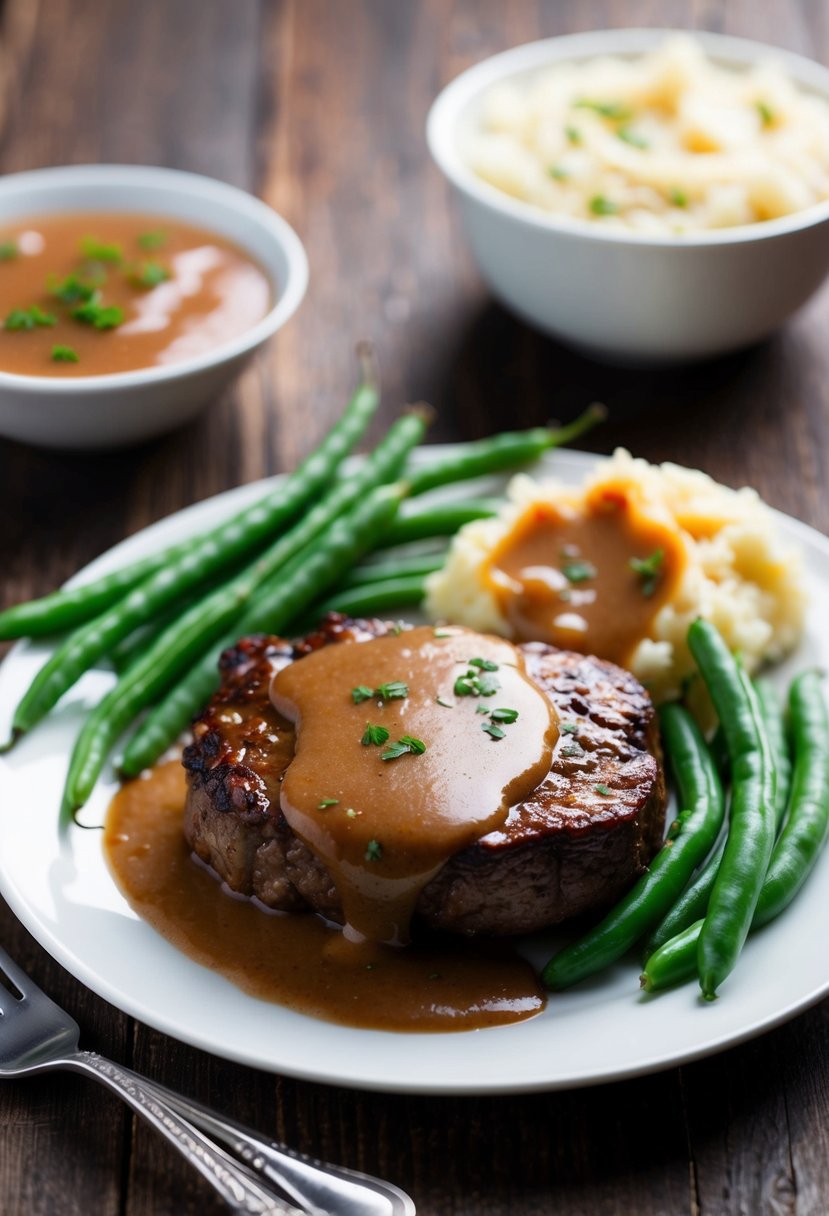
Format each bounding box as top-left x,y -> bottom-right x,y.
0,213 -> 271,376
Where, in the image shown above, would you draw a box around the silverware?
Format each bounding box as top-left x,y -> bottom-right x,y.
0,944 -> 415,1216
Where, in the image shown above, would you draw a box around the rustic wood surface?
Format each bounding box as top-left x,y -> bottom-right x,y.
1,1 -> 828,1213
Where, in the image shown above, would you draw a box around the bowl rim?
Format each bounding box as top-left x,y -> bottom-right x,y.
426,26 -> 829,248
0,163 -> 308,393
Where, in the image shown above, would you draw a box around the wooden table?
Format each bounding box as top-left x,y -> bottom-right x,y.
2,2 -> 828,1212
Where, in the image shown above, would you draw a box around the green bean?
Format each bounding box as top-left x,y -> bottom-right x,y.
10,360 -> 380,742
305,573 -> 428,623
338,551 -> 446,589
405,403 -> 606,496
641,670 -> 829,992
541,703 -> 724,990
688,622 -> 776,1000
643,674 -> 791,958
109,602 -> 194,675
377,498 -> 500,547
116,483 -> 408,784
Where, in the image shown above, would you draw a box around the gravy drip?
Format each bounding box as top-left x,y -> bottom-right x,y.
0,212 -> 272,376
270,626 -> 559,945
483,484 -> 687,666
104,762 -> 545,1032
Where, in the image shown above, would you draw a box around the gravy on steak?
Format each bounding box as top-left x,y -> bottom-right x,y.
270,625 -> 559,945
483,480 -> 687,666
104,761 -> 545,1032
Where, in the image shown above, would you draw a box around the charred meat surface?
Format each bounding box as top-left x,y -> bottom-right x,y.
183,616 -> 666,936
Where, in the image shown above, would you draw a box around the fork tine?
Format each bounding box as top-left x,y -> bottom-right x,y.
0,942 -> 34,1000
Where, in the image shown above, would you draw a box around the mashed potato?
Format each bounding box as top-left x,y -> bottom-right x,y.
425,450 -> 805,702
467,36 -> 829,232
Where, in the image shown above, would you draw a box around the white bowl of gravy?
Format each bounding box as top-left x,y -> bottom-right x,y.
0,165 -> 308,448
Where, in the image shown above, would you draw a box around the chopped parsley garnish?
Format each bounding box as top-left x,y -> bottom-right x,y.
669,187 -> 688,208
617,127 -> 649,149
79,236 -> 123,264
433,628 -> 454,638
137,230 -> 167,250
560,721 -> 577,734
49,274 -> 99,305
562,557 -> 597,583
351,685 -> 373,704
72,301 -> 124,329
576,99 -> 632,120
130,260 -> 171,289
435,696 -> 454,708
454,668 -> 500,697
375,680 -> 408,701
756,100 -> 775,127
565,124 -> 582,145
361,722 -> 390,747
317,798 -> 339,809
594,784 -> 612,796
482,722 -> 506,741
589,195 -> 619,217
548,165 -> 569,180
380,735 -> 426,761
468,657 -> 499,672
561,744 -> 583,757
365,839 -> 383,861
51,345 -> 79,363
4,305 -> 57,330
476,704 -> 490,715
490,707 -> 519,724
0,240 -> 18,260
629,548 -> 664,597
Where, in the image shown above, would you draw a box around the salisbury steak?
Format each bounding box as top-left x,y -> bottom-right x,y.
183,615 -> 666,936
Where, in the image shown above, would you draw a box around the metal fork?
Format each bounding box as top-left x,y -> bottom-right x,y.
0,945 -> 415,1216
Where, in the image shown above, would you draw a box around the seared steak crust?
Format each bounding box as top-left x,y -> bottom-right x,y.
183,616 -> 666,936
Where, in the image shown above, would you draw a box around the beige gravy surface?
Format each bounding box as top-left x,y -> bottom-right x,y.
104,762 -> 546,1033
270,626 -> 559,945
483,483 -> 687,666
0,212 -> 271,376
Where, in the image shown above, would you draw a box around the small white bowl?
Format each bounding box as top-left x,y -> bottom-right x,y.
427,29 -> 829,362
0,165 -> 308,448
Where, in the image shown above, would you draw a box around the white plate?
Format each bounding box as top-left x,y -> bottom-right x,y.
0,449 -> 827,1095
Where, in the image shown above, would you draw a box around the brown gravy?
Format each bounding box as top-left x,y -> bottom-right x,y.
0,212 -> 271,376
270,626 -> 558,945
483,481 -> 687,666
104,762 -> 545,1033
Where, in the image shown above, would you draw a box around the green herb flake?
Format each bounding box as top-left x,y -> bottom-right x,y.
4,305 -> 57,331
562,558 -> 597,583
617,126 -> 649,149
317,798 -> 339,809
0,240 -> 18,260
72,301 -> 124,330
365,839 -> 383,862
669,187 -> 688,208
79,236 -> 123,264
548,165 -> 569,180
380,735 -> 427,762
51,344 -> 79,363
361,722 -> 390,747
435,696 -> 454,708
594,784 -> 612,796
490,707 -> 519,724
137,230 -> 167,251
476,704 -> 490,715
756,100 -> 775,127
351,685 -> 374,704
629,548 -> 664,597
482,722 -> 506,741
589,195 -> 619,217
560,721 -> 578,734
561,744 -> 583,757
576,99 -> 633,120
375,680 -> 408,701
130,260 -> 171,289
49,274 -> 99,305
468,657 -> 499,672
345,808 -> 358,819
433,627 -> 455,638
565,124 -> 582,145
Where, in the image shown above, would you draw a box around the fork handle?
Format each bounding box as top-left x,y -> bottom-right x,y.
62,1051 -> 310,1215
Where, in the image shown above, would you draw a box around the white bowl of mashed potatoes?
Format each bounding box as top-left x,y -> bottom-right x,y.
426,30 -> 829,362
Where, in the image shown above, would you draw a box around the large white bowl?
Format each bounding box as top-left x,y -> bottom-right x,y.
0,165 -> 308,449
427,29 -> 829,362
